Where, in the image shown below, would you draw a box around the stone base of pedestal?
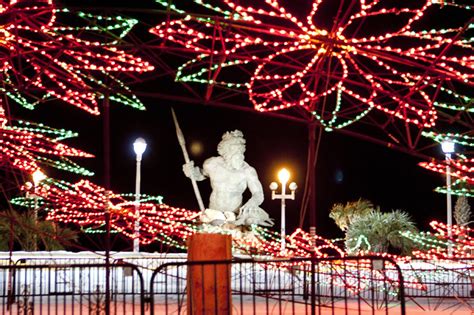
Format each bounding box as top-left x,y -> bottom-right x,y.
187,233 -> 232,315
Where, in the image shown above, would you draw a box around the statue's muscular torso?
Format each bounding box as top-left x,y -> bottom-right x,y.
203,156 -> 255,213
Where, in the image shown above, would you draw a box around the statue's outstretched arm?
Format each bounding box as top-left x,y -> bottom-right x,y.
240,167 -> 264,211
182,161 -> 206,181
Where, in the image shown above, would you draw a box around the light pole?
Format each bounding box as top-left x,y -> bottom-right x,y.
441,140 -> 455,239
31,169 -> 47,223
270,168 -> 297,252
133,137 -> 147,252
30,169 -> 46,251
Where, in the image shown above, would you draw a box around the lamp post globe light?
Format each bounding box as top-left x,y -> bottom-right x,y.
133,137 -> 147,252
29,169 -> 46,251
441,139 -> 455,239
31,169 -> 47,221
270,168 -> 297,252
32,169 -> 47,187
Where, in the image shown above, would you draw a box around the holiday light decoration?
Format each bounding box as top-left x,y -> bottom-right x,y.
228,226 -> 346,258
434,178 -> 474,197
12,173 -> 397,263
420,154 -> 473,197
24,177 -> 461,297
17,177 -> 469,299
152,0 -> 473,132
0,103 -> 93,174
247,229 -> 414,296
203,223 -> 414,297
31,178 -> 199,247
1,0 -> 154,114
28,174 -> 349,255
419,156 -> 474,184
419,131 -> 473,195
422,131 -> 474,148
23,176 -> 473,292
403,221 -> 474,260
33,175 -> 470,268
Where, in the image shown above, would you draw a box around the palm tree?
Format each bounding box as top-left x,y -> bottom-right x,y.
329,198 -> 374,231
0,209 -> 78,251
454,196 -> 471,226
345,210 -> 418,255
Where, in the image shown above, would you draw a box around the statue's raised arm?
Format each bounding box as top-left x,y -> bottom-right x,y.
182,160 -> 206,181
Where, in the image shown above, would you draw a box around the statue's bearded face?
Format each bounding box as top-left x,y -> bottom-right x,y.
222,144 -> 245,170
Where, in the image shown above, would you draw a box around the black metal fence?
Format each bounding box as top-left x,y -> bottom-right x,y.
0,262 -> 145,315
1,256 -> 473,314
150,256 -> 406,315
402,258 -> 474,299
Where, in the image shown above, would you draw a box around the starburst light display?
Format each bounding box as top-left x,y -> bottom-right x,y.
151,0 -> 473,136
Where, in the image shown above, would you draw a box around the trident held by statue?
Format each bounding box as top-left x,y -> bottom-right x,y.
171,108 -> 205,211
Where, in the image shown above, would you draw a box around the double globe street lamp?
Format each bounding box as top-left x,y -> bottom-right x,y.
270,168 -> 297,252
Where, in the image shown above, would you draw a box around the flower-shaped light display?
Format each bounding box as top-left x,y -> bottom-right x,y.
152,0 -> 472,132
1,0 -> 154,114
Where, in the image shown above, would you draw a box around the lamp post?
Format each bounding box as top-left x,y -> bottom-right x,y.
270,168 -> 297,252
133,137 -> 147,252
31,169 -> 47,223
441,140 -> 455,239
30,169 -> 46,251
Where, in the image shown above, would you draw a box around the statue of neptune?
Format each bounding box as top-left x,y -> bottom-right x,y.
183,130 -> 274,227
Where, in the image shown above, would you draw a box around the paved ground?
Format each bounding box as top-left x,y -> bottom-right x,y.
3,298 -> 472,314
151,296 -> 473,314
